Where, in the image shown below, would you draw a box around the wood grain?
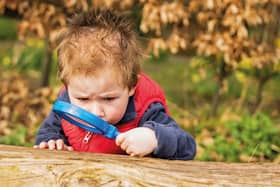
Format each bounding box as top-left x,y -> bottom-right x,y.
0,144 -> 279,186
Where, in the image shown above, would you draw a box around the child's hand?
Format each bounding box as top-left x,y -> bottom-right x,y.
116,127 -> 157,157
33,139 -> 73,151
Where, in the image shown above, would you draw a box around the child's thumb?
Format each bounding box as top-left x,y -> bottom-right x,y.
115,133 -> 125,146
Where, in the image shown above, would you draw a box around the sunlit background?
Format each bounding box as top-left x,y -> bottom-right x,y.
0,0 -> 279,162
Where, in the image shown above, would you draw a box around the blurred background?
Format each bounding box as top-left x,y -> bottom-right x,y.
0,0 -> 279,163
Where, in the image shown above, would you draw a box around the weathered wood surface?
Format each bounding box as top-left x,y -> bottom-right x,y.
0,144 -> 279,187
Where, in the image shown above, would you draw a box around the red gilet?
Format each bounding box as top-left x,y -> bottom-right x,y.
61,73 -> 169,154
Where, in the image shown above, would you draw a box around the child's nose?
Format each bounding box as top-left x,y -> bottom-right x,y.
88,103 -> 104,118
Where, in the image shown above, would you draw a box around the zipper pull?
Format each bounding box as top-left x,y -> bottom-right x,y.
83,131 -> 93,144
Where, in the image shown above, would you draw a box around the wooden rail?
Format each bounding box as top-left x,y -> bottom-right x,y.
0,144 -> 279,186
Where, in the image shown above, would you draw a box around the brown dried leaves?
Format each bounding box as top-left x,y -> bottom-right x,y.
0,0 -> 279,67
0,73 -> 58,141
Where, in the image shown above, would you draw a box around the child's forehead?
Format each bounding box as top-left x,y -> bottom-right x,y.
68,66 -> 126,87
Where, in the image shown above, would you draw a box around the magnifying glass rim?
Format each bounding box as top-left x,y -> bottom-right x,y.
52,100 -> 119,139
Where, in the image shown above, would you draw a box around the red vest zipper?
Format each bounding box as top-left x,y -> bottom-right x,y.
83,131 -> 93,144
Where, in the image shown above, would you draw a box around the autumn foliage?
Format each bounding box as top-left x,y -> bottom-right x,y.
0,0 -> 278,67
0,0 -> 280,161
0,72 -> 58,144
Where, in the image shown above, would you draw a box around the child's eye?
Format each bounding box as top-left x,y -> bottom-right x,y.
77,97 -> 89,101
103,97 -> 116,102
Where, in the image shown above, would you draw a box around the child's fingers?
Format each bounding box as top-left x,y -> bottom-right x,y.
47,140 -> 56,150
125,148 -> 134,156
65,146 -> 73,151
115,133 -> 126,146
116,133 -> 132,152
56,139 -> 64,150
55,139 -> 73,151
39,141 -> 48,149
34,140 -> 73,151
120,139 -> 129,151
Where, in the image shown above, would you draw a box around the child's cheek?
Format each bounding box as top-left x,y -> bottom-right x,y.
107,107 -> 126,125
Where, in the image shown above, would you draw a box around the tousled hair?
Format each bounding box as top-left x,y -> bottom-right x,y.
56,9 -> 142,89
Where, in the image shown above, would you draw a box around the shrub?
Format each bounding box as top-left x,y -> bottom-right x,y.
200,113 -> 280,162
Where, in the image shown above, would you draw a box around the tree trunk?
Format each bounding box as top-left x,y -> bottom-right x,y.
0,145 -> 279,187
210,60 -> 228,117
252,72 -> 277,114
253,77 -> 267,113
41,40 -> 53,87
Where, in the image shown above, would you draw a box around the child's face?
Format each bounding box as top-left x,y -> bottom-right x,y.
67,67 -> 136,125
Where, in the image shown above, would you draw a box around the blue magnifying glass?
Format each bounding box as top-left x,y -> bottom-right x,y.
52,100 -> 119,139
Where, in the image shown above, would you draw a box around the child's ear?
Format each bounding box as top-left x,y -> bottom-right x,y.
128,85 -> 136,96
128,74 -> 139,96
129,74 -> 140,96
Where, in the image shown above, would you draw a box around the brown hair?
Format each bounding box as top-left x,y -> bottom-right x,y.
56,9 -> 142,89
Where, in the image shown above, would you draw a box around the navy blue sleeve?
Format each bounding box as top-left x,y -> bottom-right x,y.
139,103 -> 196,160
35,111 -> 69,145
35,90 -> 70,145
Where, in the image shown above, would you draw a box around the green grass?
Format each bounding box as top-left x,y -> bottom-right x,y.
143,55 -> 189,107
0,17 -> 17,40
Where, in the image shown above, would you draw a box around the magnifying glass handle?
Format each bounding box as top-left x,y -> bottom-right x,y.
104,126 -> 119,139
